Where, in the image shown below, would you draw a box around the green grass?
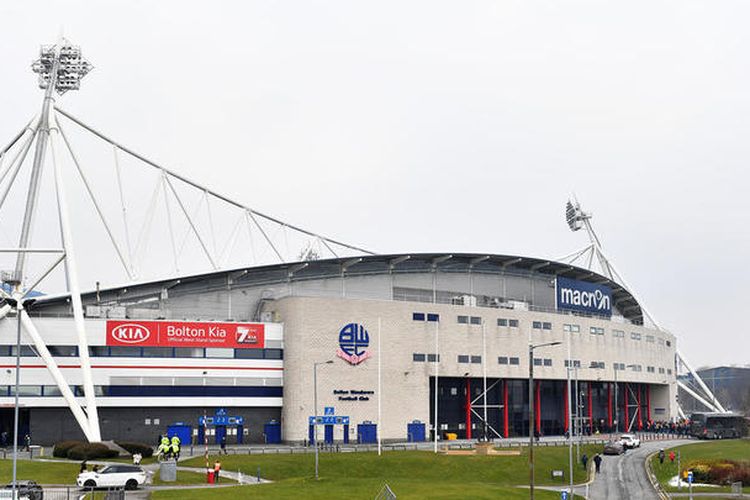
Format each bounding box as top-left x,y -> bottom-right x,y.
153,445 -> 598,499
0,459 -> 79,484
650,439 -> 750,494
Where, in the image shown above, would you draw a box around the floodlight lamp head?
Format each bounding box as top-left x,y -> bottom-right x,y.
565,199 -> 589,232
31,40 -> 92,95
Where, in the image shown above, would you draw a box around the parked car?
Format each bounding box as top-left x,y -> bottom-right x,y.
3,480 -> 44,500
77,465 -> 147,490
618,434 -> 641,449
603,441 -> 625,455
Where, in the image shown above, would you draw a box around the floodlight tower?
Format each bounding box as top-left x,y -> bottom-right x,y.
0,39 -> 100,442
560,196 -> 727,417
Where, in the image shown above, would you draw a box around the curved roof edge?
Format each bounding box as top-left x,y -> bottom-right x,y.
32,252 -> 644,324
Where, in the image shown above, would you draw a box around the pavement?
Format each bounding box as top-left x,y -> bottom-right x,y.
539,438 -> 693,500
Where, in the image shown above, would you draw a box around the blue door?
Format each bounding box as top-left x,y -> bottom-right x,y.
236,424 -> 244,444
324,424 -> 334,444
343,424 -> 349,444
308,424 -> 315,444
215,425 -> 227,445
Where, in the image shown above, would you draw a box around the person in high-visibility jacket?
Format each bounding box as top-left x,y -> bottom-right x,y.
157,436 -> 171,460
170,435 -> 181,460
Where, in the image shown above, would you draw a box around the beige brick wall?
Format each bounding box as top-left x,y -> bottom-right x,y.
275,296 -> 677,441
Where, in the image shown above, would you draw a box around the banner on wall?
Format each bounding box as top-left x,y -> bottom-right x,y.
106,320 -> 265,349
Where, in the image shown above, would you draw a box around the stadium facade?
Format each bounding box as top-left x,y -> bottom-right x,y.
0,253 -> 677,445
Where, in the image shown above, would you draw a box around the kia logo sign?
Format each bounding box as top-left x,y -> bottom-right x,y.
111,323 -> 152,344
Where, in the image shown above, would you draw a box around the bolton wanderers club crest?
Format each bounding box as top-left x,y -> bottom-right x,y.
337,323 -> 371,365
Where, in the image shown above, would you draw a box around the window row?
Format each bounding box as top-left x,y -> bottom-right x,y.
412,353 -> 440,362
0,385 -> 283,397
457,315 -> 482,325
412,312 -> 440,322
457,355 -> 482,364
533,357 -> 553,367
0,345 -> 283,360
497,318 -> 520,328
532,321 -> 552,330
497,356 -> 521,365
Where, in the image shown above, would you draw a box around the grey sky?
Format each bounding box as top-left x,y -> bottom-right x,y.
1,1 -> 748,368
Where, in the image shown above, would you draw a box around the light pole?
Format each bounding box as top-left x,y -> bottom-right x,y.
566,365 -> 575,498
528,341 -> 561,500
313,360 -> 333,480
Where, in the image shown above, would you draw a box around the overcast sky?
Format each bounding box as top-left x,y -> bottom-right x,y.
1,1 -> 748,368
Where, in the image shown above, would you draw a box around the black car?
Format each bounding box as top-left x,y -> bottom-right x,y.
4,480 -> 43,500
602,441 -> 624,455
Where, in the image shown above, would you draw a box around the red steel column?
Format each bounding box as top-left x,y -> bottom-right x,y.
624,382 -> 629,432
535,381 -> 541,435
503,380 -> 509,438
587,383 -> 593,431
646,384 -> 651,422
563,383 -> 569,433
637,384 -> 643,430
607,383 -> 612,429
465,378 -> 472,439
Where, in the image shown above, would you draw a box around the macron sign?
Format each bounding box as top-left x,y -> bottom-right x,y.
556,276 -> 612,317
106,320 -> 265,349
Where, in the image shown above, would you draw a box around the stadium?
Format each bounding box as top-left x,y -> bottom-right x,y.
0,252 -> 678,445
3,38 -> 715,449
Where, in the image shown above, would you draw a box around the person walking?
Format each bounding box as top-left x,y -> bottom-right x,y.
581,453 -> 589,470
171,435 -> 181,460
669,450 -> 676,463
23,434 -> 30,452
213,460 -> 222,484
593,454 -> 602,473
79,460 -> 87,473
220,434 -> 227,455
659,449 -> 665,464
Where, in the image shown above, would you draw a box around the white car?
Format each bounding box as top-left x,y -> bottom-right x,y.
77,465 -> 148,490
618,434 -> 641,449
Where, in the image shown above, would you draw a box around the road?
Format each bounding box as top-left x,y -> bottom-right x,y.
542,438 -> 692,500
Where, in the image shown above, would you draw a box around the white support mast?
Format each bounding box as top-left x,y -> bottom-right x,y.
561,196 -> 727,417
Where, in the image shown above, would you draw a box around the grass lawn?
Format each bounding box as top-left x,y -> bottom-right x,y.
650,439 -> 750,494
152,445 -> 599,499
0,459 -> 79,484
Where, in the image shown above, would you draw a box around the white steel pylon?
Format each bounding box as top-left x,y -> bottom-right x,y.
0,39 -> 100,441
559,196 -> 726,415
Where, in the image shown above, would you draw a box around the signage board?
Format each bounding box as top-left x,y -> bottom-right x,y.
106,320 -> 265,349
556,276 -> 612,317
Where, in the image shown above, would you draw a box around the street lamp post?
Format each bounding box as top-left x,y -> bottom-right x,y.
528,341 -> 561,500
313,360 -> 333,480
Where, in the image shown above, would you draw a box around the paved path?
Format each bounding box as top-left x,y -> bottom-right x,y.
539,439 -> 692,500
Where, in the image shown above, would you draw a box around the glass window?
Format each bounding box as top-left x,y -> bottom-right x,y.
498,318 -> 508,327
470,355 -> 481,364
542,322 -> 552,330
11,386 -> 42,396
264,349 -> 283,360
142,347 -> 173,358
543,358 -> 552,367
647,366 -> 655,373
450,387 -> 458,396
470,316 -> 482,325
646,335 -> 655,343
48,345 -> 77,357
667,369 -> 672,375
498,356 -> 508,365
666,340 -> 672,347
174,347 -> 204,358
509,357 -> 520,365
457,355 -> 470,363
533,358 -> 542,366
88,346 -> 109,357
206,347 -> 234,358
109,346 -> 142,357
412,312 -> 425,321
532,321 -> 542,329
457,316 -> 468,324
427,354 -> 439,362
413,353 -> 426,362
613,330 -> 625,338
10,346 -> 38,357
43,385 -> 62,396
574,360 -> 581,368
659,367 -> 665,374
234,349 -> 263,359
427,313 -> 440,322
509,319 -> 519,328
631,332 -> 641,340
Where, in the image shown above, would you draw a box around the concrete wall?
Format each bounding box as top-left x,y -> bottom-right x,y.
276,295 -> 677,442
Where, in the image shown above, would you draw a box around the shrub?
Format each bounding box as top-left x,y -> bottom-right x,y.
53,440 -> 84,458
116,441 -> 154,458
66,443 -> 119,461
